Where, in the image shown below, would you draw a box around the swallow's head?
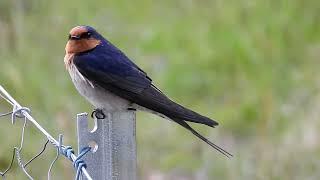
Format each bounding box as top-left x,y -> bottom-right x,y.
65,25 -> 102,54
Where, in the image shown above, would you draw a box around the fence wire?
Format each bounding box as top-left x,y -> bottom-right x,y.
0,85 -> 93,180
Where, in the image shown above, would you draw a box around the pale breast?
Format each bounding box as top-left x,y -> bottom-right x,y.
65,55 -> 131,111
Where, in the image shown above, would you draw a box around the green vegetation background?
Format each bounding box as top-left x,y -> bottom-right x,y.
0,0 -> 319,179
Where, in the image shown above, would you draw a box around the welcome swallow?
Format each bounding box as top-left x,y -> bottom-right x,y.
64,25 -> 232,157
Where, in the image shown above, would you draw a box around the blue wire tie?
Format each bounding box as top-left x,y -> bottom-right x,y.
57,134 -> 91,180
74,146 -> 91,180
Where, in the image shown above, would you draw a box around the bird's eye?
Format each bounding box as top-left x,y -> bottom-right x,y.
80,32 -> 92,39
68,34 -> 71,40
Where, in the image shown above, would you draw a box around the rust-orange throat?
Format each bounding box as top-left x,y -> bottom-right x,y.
64,26 -> 101,67
65,26 -> 101,54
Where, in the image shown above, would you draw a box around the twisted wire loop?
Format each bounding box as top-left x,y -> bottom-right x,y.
0,85 -> 93,180
11,105 -> 30,124
15,147 -> 34,180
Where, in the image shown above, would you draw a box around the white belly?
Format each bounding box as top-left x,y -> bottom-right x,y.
67,63 -> 131,111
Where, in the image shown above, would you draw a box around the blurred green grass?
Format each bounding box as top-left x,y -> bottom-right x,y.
0,0 -> 320,179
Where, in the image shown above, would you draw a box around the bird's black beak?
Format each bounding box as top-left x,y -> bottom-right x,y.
69,35 -> 81,40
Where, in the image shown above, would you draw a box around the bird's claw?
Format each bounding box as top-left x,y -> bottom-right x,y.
91,108 -> 106,119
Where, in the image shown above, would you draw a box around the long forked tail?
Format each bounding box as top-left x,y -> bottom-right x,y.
174,119 -> 233,158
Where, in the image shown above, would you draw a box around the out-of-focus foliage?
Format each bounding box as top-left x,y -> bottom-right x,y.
0,0 -> 319,179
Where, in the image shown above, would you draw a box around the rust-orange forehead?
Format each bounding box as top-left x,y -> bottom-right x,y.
69,26 -> 88,36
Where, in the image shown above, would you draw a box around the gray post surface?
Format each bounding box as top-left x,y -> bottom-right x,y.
77,111 -> 136,180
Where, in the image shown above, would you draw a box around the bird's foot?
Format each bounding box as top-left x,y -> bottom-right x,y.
91,108 -> 106,119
